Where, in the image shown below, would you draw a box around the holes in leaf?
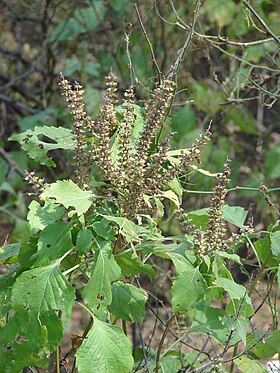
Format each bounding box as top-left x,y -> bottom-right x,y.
37,135 -> 58,144
26,291 -> 31,296
46,244 -> 51,248
31,275 -> 37,280
23,304 -> 30,311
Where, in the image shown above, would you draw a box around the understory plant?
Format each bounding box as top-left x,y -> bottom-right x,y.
0,71 -> 279,373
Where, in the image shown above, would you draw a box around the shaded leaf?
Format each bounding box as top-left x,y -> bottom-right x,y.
171,265 -> 206,313
76,228 -> 93,255
109,282 -> 148,322
35,222 -> 73,265
82,244 -> 121,316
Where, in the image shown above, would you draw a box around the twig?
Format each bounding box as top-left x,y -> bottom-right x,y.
167,0 -> 202,79
155,314 -> 176,373
242,0 -> 280,45
0,148 -> 26,179
134,3 -> 162,83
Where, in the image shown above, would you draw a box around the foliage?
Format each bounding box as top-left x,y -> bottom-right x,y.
0,0 -> 280,372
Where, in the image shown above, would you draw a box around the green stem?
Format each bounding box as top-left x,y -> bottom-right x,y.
56,347 -> 60,373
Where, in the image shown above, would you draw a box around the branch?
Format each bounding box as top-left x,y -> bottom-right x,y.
166,0 -> 202,79
0,148 -> 26,179
242,0 -> 280,45
134,3 -> 162,82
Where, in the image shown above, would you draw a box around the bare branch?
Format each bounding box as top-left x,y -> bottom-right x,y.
134,3 -> 162,83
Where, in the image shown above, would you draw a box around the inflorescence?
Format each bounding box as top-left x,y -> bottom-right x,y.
58,72 -> 210,217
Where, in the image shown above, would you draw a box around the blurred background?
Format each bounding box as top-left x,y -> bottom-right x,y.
0,0 -> 279,243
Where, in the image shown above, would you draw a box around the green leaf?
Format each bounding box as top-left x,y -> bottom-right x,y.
220,315 -> 249,345
76,228 -> 93,255
18,108 -> 56,131
249,330 -> 280,359
222,205 -> 248,228
51,1 -> 105,42
82,244 -> 121,316
203,0 -> 236,27
234,356 -> 267,373
254,234 -> 278,268
102,215 -> 145,243
271,231 -> 280,258
115,252 -> 155,279
215,252 -> 242,265
227,107 -> 258,135
0,243 -> 21,264
111,104 -> 145,163
190,303 -> 240,345
27,200 -> 65,234
264,142 -> 280,180
9,126 -> 74,167
75,317 -> 134,373
109,282 -> 148,323
35,222 -> 73,265
11,263 -> 75,318
187,208 -> 209,230
171,265 -> 206,313
277,265 -> 280,288
215,278 -> 246,300
41,180 -> 94,215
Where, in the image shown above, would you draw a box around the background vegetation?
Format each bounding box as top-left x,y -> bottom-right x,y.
0,0 -> 279,372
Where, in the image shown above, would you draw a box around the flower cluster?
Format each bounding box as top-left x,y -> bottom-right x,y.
58,73 -> 211,217
193,160 -> 253,256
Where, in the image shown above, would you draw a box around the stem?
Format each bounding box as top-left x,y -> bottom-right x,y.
56,347 -> 60,373
155,314 -> 175,373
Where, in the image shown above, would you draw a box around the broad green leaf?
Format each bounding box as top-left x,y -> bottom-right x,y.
27,200 -> 64,234
220,315 -> 249,345
249,330 -> 280,359
168,252 -> 194,274
271,231 -> 280,258
215,278 -> 246,300
215,251 -> 242,265
35,222 -> 73,265
76,228 -> 93,255
11,263 -> 75,318
254,234 -> 278,268
9,126 -> 74,167
92,219 -> 115,241
41,180 -> 94,215
111,104 -> 145,163
227,107 -> 258,135
234,356 -> 266,373
187,208 -> 209,230
161,190 -> 180,209
171,265 -> 206,313
82,244 -> 121,316
51,1 -> 105,42
190,303 -> 240,345
0,243 -> 20,264
109,282 -> 148,323
222,205 -> 248,228
102,215 -> 145,243
76,317 -> 134,373
115,252 -> 155,279
203,0 -> 236,27
264,142 -> 280,180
